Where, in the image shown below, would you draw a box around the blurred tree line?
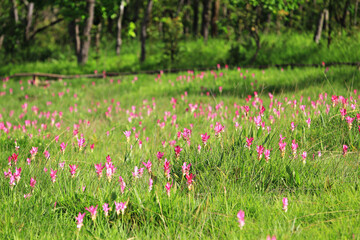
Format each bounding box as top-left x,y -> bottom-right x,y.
0,0 -> 358,65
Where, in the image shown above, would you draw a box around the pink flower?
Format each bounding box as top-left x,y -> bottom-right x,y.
59,161 -> 65,169
105,162 -> 116,182
291,140 -> 298,157
186,173 -> 194,190
27,158 -> 31,165
13,167 -> 21,183
245,137 -> 254,150
85,205 -> 98,221
164,159 -> 171,179
182,162 -> 191,176
264,149 -> 271,162
237,210 -> 245,229
282,197 -> 288,212
256,145 -> 265,160
30,177 -> 36,188
103,203 -> 110,217
174,146 -> 183,158
340,108 -> 347,119
301,151 -> 307,164
30,147 -> 38,159
149,178 -> 153,192
123,131 -> 131,142
75,212 -> 86,229
290,122 -> 296,131
90,144 -> 95,152
142,160 -> 152,173
119,176 -> 126,194
266,235 -> 277,240
306,118 -> 311,128
50,169 -> 57,183
156,151 -> 164,160
201,133 -> 210,145
44,151 -> 50,159
60,142 -> 67,153
346,116 -> 355,130
165,182 -> 173,197
69,164 -> 78,177
114,201 -> 127,215
214,122 -> 225,136
343,145 -> 348,156
95,163 -> 105,178
77,137 -> 85,151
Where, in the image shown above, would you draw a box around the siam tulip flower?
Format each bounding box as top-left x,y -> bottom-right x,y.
165,182 -> 173,197
13,167 -> 21,183
264,149 -> 271,162
44,167 -> 48,173
85,205 -> 98,221
55,135 -> 59,143
214,122 -> 225,136
105,162 -> 116,182
77,137 -> 85,151
340,108 -> 347,120
291,140 -> 298,157
44,151 -> 50,159
103,203 -> 110,217
318,151 -> 322,157
4,168 -> 11,178
237,210 -> 245,229
123,131 -> 131,142
245,137 -> 254,150
306,118 -> 311,128
30,147 -> 38,160
142,160 -> 152,173
60,142 -> 67,154
282,197 -> 288,212
138,140 -> 142,149
149,178 -> 153,192
164,159 -> 171,180
201,133 -> 210,145
174,145 -> 183,158
186,173 -> 194,190
9,175 -> 16,188
30,177 -> 36,189
182,162 -> 191,176
301,151 -> 307,164
95,163 -> 105,179
75,212 -> 86,229
106,155 -> 112,163
69,164 -> 78,177
197,144 -> 201,153
343,145 -> 348,156
290,122 -> 296,132
90,144 -> 94,152
279,141 -> 287,158
254,115 -> 262,129
345,116 -> 355,130
119,176 -> 126,194
50,169 -> 57,183
256,145 -> 265,160
266,235 -> 277,240
59,161 -> 65,169
156,151 -> 164,160
27,158 -> 31,165
24,193 -> 32,199
114,201 -> 127,215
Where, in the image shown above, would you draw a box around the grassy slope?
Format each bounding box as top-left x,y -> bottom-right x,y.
0,32 -> 359,76
0,66 -> 359,239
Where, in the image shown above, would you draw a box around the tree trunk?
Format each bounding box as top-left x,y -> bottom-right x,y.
192,0 -> 199,36
324,9 -> 329,31
328,0 -> 333,48
264,13 -> 272,34
0,35 -> 4,50
25,2 -> 34,41
77,0 -> 95,65
201,0 -> 212,43
177,0 -> 184,16
140,0 -> 153,63
74,19 -> 81,56
341,0 -> 350,28
95,23 -> 102,55
355,0 -> 359,26
314,10 -> 325,44
211,0 -> 220,37
11,0 -> 19,24
116,0 -> 126,55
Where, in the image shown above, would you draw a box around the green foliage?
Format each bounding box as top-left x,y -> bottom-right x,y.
161,17 -> 183,67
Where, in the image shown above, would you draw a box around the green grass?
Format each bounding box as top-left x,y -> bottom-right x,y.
0,66 -> 360,239
1,32 -> 360,76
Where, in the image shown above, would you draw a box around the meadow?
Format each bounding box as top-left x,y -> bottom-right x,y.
1,65 -> 360,239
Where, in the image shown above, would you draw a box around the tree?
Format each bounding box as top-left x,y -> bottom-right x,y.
140,0 -> 153,62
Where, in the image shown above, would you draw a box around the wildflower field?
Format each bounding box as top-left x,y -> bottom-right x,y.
1,65 -> 360,239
